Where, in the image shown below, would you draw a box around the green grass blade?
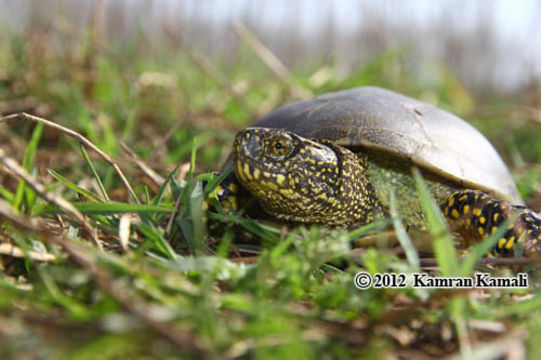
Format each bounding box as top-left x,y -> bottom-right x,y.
134,222 -> 177,259
412,168 -> 458,276
33,201 -> 173,215
390,191 -> 420,271
0,187 -> 14,202
144,186 -> 150,205
13,122 -> 43,212
152,173 -> 172,206
176,138 -> 208,254
216,230 -> 233,258
79,143 -> 110,202
347,218 -> 392,241
188,180 -> 206,254
199,168 -> 232,194
121,107 -> 138,141
99,113 -> 118,154
48,169 -> 103,203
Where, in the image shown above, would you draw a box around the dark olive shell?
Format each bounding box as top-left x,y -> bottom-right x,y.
253,87 -> 522,204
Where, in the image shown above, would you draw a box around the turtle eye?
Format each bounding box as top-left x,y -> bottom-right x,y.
268,133 -> 293,159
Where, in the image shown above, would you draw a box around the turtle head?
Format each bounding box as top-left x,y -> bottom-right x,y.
232,127 -> 379,226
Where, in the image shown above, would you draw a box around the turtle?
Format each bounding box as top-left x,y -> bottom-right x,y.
214,86 -> 541,257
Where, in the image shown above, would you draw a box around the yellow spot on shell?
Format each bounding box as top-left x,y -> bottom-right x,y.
448,197 -> 455,206
493,213 -> 499,222
478,227 -> 484,235
276,174 -> 286,185
459,194 -> 467,202
463,205 -> 470,214
473,208 -> 481,216
253,168 -> 260,180
263,171 -> 271,178
505,237 -> 515,249
498,238 -> 506,249
479,216 -> 486,224
451,209 -> 460,219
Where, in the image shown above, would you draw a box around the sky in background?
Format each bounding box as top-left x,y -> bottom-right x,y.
178,0 -> 540,61
175,0 -> 540,90
0,0 -> 539,91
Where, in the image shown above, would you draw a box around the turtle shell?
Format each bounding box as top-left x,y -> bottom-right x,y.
253,86 -> 523,204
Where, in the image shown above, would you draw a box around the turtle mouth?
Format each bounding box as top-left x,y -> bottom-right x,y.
233,154 -> 285,188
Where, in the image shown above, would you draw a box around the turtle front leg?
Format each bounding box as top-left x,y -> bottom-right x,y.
441,190 -> 541,257
212,171 -> 251,214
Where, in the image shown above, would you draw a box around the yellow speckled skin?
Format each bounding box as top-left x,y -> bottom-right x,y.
221,127 -> 541,257
233,128 -> 382,225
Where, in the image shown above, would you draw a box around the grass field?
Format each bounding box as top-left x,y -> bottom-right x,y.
1,2 -> 541,359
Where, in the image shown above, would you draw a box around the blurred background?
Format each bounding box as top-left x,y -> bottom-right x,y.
2,0 -> 539,91
0,0 -> 540,199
